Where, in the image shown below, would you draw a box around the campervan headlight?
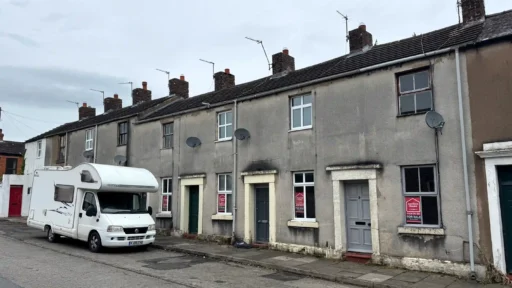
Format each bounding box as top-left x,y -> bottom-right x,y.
148,224 -> 155,231
107,225 -> 124,232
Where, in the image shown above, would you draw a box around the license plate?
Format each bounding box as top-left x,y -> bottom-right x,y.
129,241 -> 143,246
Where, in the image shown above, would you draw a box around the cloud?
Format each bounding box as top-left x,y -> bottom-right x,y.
9,0 -> 29,7
0,66 -> 128,109
0,32 -> 39,47
41,12 -> 66,23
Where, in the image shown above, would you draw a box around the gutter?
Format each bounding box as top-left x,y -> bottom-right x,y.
136,46 -> 456,124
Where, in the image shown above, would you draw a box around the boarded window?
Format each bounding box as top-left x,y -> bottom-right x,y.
54,185 -> 75,203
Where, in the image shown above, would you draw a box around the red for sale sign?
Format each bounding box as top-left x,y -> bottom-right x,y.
162,196 -> 168,211
218,194 -> 226,213
405,197 -> 421,224
295,191 -> 304,216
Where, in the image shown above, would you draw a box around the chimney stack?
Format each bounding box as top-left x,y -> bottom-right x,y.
272,48 -> 295,75
0,129 -> 4,141
103,93 -> 123,112
132,81 -> 152,105
348,23 -> 373,53
461,0 -> 486,23
78,103 -> 96,120
214,69 -> 235,91
169,74 -> 189,98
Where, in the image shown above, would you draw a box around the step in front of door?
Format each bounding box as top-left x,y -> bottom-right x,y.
344,252 -> 372,264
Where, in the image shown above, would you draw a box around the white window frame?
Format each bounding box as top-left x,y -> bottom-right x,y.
217,173 -> 232,214
36,140 -> 42,158
401,165 -> 441,227
217,111 -> 233,141
290,94 -> 313,131
161,178 -> 172,213
85,129 -> 94,151
293,171 -> 316,222
163,123 -> 173,149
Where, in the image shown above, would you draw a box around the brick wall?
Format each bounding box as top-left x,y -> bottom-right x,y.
0,155 -> 23,179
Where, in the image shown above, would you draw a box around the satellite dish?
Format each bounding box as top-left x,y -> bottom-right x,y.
113,155 -> 127,166
425,111 -> 445,133
186,137 -> 201,148
82,150 -> 94,158
234,128 -> 251,140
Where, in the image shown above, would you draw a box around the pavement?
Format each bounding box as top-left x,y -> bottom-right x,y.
0,218 -> 506,288
153,234 -> 508,288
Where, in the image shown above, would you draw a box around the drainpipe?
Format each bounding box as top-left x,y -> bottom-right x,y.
64,132 -> 68,166
231,99 -> 238,244
455,48 -> 476,279
93,125 -> 98,163
126,121 -> 131,167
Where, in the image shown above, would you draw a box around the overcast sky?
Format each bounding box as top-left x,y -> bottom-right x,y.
0,0 -> 510,142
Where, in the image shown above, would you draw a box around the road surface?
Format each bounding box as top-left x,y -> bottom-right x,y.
0,221 -> 355,288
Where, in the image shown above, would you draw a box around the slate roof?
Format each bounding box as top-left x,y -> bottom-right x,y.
143,9 -> 512,120
0,141 -> 25,156
25,96 -> 170,143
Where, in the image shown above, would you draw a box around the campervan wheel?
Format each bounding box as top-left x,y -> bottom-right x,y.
46,226 -> 59,243
88,231 -> 103,253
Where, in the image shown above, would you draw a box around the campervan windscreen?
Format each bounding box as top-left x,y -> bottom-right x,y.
97,192 -> 147,214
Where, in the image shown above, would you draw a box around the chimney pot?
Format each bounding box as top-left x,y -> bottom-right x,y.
225,68 -> 230,74
142,81 -> 148,90
132,82 -> 152,105
180,74 -> 185,81
0,129 -> 3,141
272,48 -> 295,75
82,102 -> 87,107
114,94 -> 118,99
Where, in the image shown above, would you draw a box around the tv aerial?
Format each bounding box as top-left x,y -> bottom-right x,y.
245,37 -> 272,71
425,111 -> 445,134
336,11 -> 349,54
113,155 -> 127,166
234,128 -> 251,140
186,137 -> 202,148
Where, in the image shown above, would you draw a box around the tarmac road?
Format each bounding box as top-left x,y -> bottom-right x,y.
0,220 -> 355,288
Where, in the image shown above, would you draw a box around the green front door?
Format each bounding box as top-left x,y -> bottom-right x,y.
188,186 -> 199,234
498,166 -> 512,273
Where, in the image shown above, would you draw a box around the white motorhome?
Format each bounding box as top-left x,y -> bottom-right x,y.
27,163 -> 159,252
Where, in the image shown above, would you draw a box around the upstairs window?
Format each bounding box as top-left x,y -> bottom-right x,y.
402,165 -> 440,226
118,122 -> 128,146
398,69 -> 432,115
5,158 -> 17,174
217,111 -> 232,141
291,94 -> 312,130
36,140 -> 42,158
163,123 -> 173,149
85,129 -> 94,151
57,135 -> 66,163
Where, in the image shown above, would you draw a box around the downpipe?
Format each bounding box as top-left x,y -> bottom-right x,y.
455,48 -> 476,280
231,99 -> 238,244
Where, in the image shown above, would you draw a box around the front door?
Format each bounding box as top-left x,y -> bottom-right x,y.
498,166 -> 512,273
77,192 -> 98,241
255,185 -> 269,243
188,186 -> 199,234
8,185 -> 23,217
345,182 -> 372,253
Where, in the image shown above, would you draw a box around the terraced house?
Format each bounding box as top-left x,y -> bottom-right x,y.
25,0 -> 512,279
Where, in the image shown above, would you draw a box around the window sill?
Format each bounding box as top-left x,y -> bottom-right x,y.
396,111 -> 429,118
289,127 -> 312,133
211,214 -> 233,221
156,212 -> 172,218
215,138 -> 232,143
161,147 -> 173,150
117,144 -> 127,147
287,220 -> 319,228
398,226 -> 445,236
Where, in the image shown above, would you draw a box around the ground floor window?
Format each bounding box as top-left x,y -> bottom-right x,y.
161,178 -> 172,212
217,174 -> 232,213
402,165 -> 440,226
293,171 -> 315,220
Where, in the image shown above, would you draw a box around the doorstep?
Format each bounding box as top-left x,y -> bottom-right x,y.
152,235 -> 492,288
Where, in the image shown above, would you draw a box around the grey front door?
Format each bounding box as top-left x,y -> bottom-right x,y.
255,185 -> 269,243
345,182 -> 372,253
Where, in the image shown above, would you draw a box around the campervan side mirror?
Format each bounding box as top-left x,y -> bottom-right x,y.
148,206 -> 153,216
85,206 -> 97,217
